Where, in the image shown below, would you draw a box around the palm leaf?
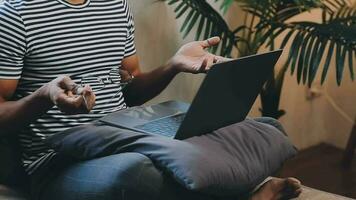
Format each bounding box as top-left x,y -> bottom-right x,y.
165,0 -> 355,85
163,0 -> 237,56
262,1 -> 356,85
249,0 -> 323,48
217,0 -> 235,13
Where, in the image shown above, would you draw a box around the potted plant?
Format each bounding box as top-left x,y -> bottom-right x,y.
164,0 -> 356,119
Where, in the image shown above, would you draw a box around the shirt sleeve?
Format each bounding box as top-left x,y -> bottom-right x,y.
123,1 -> 136,58
0,1 -> 26,80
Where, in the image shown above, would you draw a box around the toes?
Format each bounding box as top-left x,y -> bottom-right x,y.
281,188 -> 302,200
251,177 -> 303,200
279,178 -> 303,200
286,178 -> 302,190
287,177 -> 302,186
290,188 -> 303,198
295,188 -> 303,196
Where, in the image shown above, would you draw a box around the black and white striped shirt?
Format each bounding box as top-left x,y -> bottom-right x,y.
0,0 -> 136,174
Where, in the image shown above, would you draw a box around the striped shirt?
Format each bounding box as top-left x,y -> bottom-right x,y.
0,0 -> 136,174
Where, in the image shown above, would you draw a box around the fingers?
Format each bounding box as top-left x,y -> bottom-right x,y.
201,36 -> 221,49
214,56 -> 233,64
119,69 -> 134,83
47,75 -> 97,114
54,92 -> 85,114
56,96 -> 93,114
81,85 -> 96,111
197,58 -> 209,73
51,84 -> 96,114
206,56 -> 214,70
57,75 -> 76,91
196,56 -> 216,73
75,84 -> 92,95
192,54 -> 234,74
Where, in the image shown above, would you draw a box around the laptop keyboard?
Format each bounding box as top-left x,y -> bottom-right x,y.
134,113 -> 186,137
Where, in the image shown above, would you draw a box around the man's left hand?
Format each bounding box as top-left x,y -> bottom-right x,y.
168,37 -> 232,74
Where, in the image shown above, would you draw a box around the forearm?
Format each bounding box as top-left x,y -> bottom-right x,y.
0,85 -> 53,135
123,64 -> 179,106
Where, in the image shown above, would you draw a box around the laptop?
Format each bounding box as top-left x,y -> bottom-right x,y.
100,50 -> 283,140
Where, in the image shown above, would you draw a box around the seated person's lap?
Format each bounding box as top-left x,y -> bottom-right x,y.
40,153 -> 160,200
35,117 -> 284,200
38,153 -> 214,200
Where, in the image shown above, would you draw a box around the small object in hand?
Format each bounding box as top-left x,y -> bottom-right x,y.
72,84 -> 95,112
75,86 -> 84,95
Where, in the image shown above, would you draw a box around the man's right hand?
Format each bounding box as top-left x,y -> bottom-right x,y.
43,75 -> 96,114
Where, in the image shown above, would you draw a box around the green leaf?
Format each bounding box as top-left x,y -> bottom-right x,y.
321,41 -> 335,84
195,15 -> 205,40
180,8 -> 195,33
296,33 -> 312,84
266,28 -> 286,47
204,20 -> 212,40
220,0 -> 234,14
308,38 -> 328,86
286,31 -> 304,75
280,29 -> 296,49
303,35 -> 317,84
176,3 -> 189,19
183,10 -> 200,38
336,44 -> 347,85
220,32 -> 228,55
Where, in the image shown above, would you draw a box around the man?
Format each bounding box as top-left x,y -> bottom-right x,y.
0,0 -> 302,199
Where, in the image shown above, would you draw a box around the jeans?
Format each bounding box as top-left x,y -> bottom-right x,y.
32,117 -> 284,200
34,153 -> 216,200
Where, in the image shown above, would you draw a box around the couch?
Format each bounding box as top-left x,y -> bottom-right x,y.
1,184 -> 354,200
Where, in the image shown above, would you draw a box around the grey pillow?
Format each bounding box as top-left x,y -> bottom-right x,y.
46,119 -> 297,196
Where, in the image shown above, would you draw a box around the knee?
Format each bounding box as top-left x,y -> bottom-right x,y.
41,153 -> 164,200
101,153 -> 164,199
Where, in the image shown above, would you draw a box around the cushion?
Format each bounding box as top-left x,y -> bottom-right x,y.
299,186 -> 353,200
46,119 -> 297,197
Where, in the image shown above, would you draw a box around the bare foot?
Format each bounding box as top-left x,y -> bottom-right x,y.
251,177 -> 302,200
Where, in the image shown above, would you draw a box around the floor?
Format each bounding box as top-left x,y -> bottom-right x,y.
278,143 -> 356,199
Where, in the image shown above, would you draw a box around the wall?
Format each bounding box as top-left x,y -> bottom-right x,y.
129,0 -> 356,150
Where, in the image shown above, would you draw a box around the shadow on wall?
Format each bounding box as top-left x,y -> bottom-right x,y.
129,0 -> 200,103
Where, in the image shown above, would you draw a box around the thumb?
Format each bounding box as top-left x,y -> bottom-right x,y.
201,36 -> 221,49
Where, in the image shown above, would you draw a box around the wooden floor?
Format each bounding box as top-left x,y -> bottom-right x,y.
278,143 -> 356,199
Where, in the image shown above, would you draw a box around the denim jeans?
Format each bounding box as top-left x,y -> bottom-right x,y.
33,153 -> 216,200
